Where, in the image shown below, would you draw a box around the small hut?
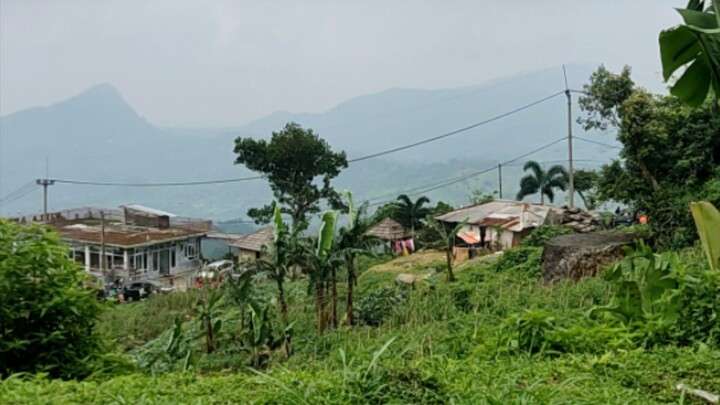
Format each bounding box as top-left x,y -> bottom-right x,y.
364,217 -> 411,253
228,227 -> 273,262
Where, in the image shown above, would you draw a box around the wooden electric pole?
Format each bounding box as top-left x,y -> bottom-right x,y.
563,65 -> 575,209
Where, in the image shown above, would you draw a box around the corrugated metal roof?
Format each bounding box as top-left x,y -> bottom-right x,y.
122,204 -> 177,217
436,199 -> 556,231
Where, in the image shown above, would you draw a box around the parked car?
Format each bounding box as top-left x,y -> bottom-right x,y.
123,280 -> 175,302
196,260 -> 234,287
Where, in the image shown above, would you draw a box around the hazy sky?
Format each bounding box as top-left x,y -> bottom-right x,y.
0,0 -> 680,127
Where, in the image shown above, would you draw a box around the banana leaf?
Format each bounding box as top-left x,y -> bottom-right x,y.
690,201 -> 720,271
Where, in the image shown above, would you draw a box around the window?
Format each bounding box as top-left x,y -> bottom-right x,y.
185,241 -> 197,260
170,248 -> 176,268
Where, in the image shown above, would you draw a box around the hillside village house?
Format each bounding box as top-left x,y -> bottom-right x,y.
13,205 -> 212,290
227,227 -> 273,262
436,200 -> 562,250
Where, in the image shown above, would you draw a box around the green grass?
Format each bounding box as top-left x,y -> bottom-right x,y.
3,248 -> 719,404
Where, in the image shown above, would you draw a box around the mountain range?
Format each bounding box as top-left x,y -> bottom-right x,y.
0,67 -> 620,220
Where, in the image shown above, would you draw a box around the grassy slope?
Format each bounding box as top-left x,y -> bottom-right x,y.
2,251 -> 719,404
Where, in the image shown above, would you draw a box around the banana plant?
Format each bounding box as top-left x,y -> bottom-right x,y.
240,303 -> 291,369
336,191 -> 377,326
659,0 -> 720,107
690,201 -> 720,271
196,289 -> 223,354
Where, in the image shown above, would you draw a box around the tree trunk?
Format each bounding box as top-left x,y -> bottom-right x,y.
639,161 -> 661,192
540,193 -> 545,205
205,316 -> 214,354
577,191 -> 589,210
446,247 -> 455,282
346,258 -> 355,326
277,278 -> 292,357
330,267 -> 338,329
315,282 -> 326,336
239,306 -> 245,346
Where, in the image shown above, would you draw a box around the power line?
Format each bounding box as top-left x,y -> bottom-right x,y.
348,90 -> 565,163
37,90 -> 565,188
50,175 -> 264,187
365,136 -> 568,206
0,181 -> 36,203
574,136 -> 622,150
0,186 -> 38,206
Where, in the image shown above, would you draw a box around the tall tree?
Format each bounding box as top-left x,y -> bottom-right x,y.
579,66 -> 720,248
515,161 -> 568,205
234,122 -> 348,231
392,194 -> 433,238
659,0 -> 720,107
574,169 -> 600,210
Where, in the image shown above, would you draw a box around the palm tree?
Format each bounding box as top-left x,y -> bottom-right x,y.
426,217 -> 467,282
393,194 -> 433,238
516,161 -> 568,205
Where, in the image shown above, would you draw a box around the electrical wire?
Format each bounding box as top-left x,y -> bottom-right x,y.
50,175 -> 263,187
31,90 -> 566,187
574,136 -> 622,150
0,185 -> 38,206
364,136 -> 568,206
0,181 -> 36,203
348,90 -> 565,163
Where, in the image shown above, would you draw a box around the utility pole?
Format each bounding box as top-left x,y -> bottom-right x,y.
497,163 -> 503,199
101,211 -> 107,275
563,65 -> 575,209
35,179 -> 55,221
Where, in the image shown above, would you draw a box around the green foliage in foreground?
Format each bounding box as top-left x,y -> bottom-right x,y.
521,225 -> 574,248
2,347 -> 719,404
3,228 -> 720,403
0,219 -> 104,380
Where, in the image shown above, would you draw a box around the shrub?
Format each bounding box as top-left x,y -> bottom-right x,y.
354,287 -> 409,326
491,247 -> 543,277
522,225 -> 573,247
0,220 -> 104,379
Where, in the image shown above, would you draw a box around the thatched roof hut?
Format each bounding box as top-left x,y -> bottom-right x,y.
364,217 -> 409,241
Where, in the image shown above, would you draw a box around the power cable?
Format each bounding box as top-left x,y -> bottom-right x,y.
33,90 -> 566,187
348,91 -> 565,163
50,175 -> 263,187
0,181 -> 36,203
364,136 -> 568,206
574,136 -> 622,150
1,186 -> 38,206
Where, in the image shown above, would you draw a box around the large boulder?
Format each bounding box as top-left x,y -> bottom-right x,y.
541,232 -> 643,284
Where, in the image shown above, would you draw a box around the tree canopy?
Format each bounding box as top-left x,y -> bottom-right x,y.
579,66 -> 720,247
516,161 -> 568,205
0,220 -> 104,379
234,122 -> 348,231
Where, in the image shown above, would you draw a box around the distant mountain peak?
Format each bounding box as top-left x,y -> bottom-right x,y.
61,83 -> 128,108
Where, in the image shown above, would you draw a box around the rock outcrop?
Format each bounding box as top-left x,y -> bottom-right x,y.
554,208 -> 605,233
541,232 -> 642,284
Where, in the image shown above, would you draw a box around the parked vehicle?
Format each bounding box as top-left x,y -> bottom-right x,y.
123,280 -> 175,302
195,260 -> 234,287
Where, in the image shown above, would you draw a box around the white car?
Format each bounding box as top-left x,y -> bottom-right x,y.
197,260 -> 234,281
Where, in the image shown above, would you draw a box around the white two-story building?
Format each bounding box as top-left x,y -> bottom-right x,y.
16,205 -> 211,290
